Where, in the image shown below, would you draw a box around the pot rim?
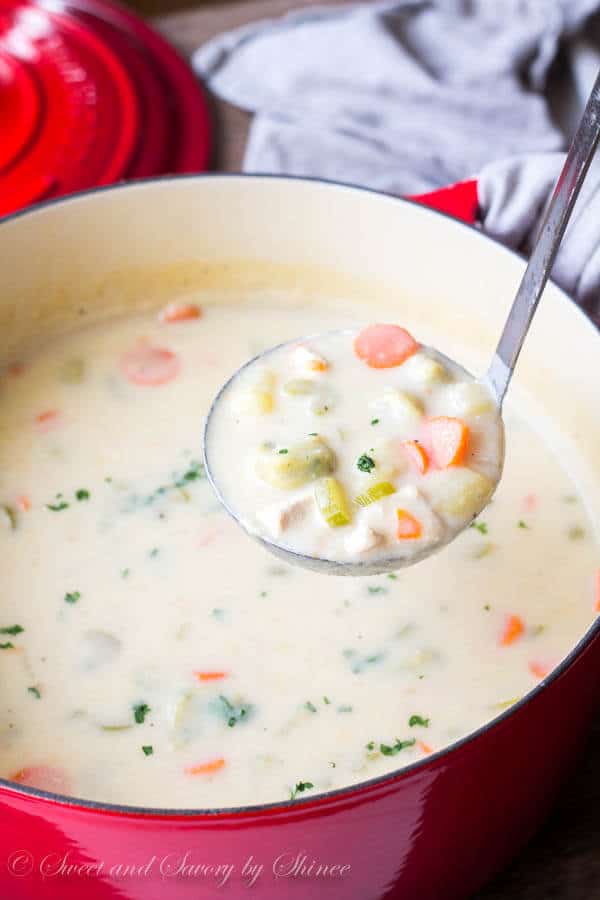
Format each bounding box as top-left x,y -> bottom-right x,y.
1,172 -> 599,818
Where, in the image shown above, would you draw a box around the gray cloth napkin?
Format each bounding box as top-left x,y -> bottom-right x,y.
193,1 -> 600,316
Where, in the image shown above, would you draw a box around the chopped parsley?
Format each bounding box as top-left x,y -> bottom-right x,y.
370,418 -> 380,425
323,696 -> 331,705
133,703 -> 150,724
0,625 -> 24,635
380,738 -> 416,756
75,489 -> 90,501
174,459 -> 206,487
367,585 -> 388,595
278,449 -> 289,455
408,715 -> 430,728
290,781 -> 314,800
46,501 -> 69,512
337,705 -> 353,713
218,695 -> 252,728
357,454 -> 376,473
307,432 -> 318,437
141,745 -> 154,757
28,686 -> 41,699
121,568 -> 130,579
0,642 -> 14,650
470,520 -> 488,535
149,547 -> 159,558
1,505 -> 17,529
387,573 -> 398,581
64,591 -> 81,604
518,520 -> 529,529
366,741 -> 375,751
568,525 -> 586,540
211,608 -> 225,620
305,701 -> 317,713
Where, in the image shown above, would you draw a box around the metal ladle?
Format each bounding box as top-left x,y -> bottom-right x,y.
204,70 -> 600,575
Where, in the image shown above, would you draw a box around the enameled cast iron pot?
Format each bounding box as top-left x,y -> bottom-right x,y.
1,176 -> 599,900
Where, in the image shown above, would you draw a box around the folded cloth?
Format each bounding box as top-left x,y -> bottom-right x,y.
480,153 -> 600,318
194,1 -> 600,316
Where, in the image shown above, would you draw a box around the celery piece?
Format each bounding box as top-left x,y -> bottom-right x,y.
315,477 -> 352,527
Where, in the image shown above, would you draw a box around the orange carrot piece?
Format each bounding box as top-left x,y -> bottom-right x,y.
159,302 -> 202,324
529,660 -> 551,680
401,439 -> 429,474
354,324 -> 420,369
16,495 -> 31,512
423,416 -> 469,468
120,345 -> 180,386
11,765 -> 69,793
499,614 -> 525,647
396,509 -> 423,540
185,758 -> 226,777
417,740 -> 433,755
309,359 -> 328,372
194,671 -> 227,682
35,409 -> 61,432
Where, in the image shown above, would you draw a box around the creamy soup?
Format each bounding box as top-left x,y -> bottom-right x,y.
206,325 -> 504,568
0,297 -> 598,808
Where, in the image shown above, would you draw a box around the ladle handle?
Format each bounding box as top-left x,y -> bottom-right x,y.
486,69 -> 600,406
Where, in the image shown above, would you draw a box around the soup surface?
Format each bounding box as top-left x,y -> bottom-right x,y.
206,326 -> 504,568
0,297 -> 597,808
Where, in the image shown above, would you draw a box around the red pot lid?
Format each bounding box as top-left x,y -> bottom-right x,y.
0,0 -> 211,217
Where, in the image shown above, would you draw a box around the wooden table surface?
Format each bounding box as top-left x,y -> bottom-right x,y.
156,4 -> 600,897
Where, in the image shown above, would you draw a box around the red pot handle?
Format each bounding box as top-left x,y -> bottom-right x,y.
408,178 -> 478,225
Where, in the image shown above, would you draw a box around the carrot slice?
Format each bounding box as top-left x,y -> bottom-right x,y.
354,324 -> 419,369
401,440 -> 429,474
6,361 -> 25,378
396,509 -> 423,540
423,416 -> 469,468
417,740 -> 433,755
11,765 -> 69,793
529,660 -> 552,679
194,671 -> 227,682
120,345 -> 180,386
35,409 -> 61,432
16,495 -> 31,512
595,569 -> 600,612
499,614 -> 525,647
185,758 -> 225,776
158,302 -> 202,324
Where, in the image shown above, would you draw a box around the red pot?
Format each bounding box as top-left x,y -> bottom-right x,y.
0,175 -> 598,900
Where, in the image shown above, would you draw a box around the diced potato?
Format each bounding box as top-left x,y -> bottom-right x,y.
233,369 -> 276,415
425,468 -> 495,519
292,345 -> 329,375
442,381 -> 495,416
402,351 -> 448,386
371,388 -> 423,428
315,477 -> 352,527
256,435 -> 336,490
235,388 -> 274,415
369,437 -> 409,479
